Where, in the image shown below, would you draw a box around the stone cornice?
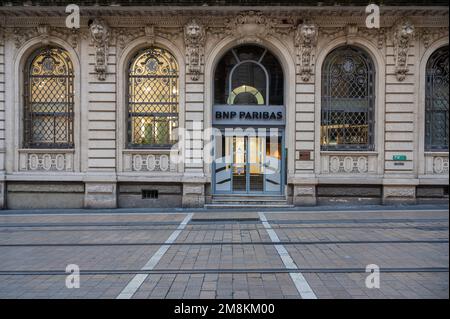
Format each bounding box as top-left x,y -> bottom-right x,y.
1,14 -> 448,30
0,6 -> 448,18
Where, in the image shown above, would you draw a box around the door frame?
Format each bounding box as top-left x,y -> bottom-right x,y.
212,127 -> 285,195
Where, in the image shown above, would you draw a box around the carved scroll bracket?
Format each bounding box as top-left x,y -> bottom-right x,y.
89,18 -> 109,81
295,22 -> 318,82
184,19 -> 205,81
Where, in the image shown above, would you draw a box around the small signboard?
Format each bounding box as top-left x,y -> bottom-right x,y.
298,151 -> 311,161
392,155 -> 407,161
212,105 -> 285,126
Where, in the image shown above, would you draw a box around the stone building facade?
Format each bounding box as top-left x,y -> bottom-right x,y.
0,2 -> 448,209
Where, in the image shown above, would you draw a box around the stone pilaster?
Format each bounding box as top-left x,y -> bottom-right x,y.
84,174 -> 117,209
382,181 -> 416,205
293,184 -> 317,206
182,182 -> 205,208
0,180 -> 5,209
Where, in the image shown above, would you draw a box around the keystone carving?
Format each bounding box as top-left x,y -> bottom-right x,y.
226,11 -> 276,44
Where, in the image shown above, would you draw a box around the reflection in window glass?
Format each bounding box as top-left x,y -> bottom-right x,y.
214,45 -> 283,106
24,47 -> 74,148
128,48 -> 179,147
425,46 -> 449,151
321,46 -> 375,151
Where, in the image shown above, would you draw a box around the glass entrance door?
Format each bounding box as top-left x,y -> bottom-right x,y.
213,129 -> 284,194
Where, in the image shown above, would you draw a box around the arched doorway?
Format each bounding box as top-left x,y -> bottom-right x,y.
212,45 -> 285,195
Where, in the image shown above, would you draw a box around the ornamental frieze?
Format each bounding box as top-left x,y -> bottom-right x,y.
418,27 -> 449,49
9,25 -> 80,49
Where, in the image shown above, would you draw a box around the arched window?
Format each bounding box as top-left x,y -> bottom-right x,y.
321,46 -> 375,151
214,45 -> 283,106
24,47 -> 74,148
425,45 -> 449,151
127,47 -> 179,148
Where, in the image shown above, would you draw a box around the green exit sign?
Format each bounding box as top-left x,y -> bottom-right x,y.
393,155 -> 407,161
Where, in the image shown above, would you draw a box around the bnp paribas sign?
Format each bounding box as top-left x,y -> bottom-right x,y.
212,105 -> 285,126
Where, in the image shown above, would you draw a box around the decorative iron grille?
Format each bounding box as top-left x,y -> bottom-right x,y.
321,46 -> 375,151
127,47 -> 179,148
425,46 -> 449,151
24,47 -> 74,148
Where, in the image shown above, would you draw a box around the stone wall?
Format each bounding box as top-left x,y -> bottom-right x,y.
0,7 -> 448,209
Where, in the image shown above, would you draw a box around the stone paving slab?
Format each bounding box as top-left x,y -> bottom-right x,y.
132,273 -> 301,299
303,272 -> 449,299
0,246 -> 161,271
265,210 -> 449,221
272,226 -> 449,242
175,225 -> 271,243
0,229 -> 176,245
0,208 -> 448,299
0,274 -> 134,299
285,243 -> 448,269
0,213 -> 187,224
154,244 -> 285,270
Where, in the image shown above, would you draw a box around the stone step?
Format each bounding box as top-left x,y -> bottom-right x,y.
205,203 -> 294,209
212,195 -> 286,201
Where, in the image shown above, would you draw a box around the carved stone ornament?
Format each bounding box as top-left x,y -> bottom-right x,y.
225,11 -> 276,44
11,25 -> 79,49
419,27 -> 449,49
393,20 -> 415,81
89,18 -> 109,81
184,19 -> 205,81
295,23 -> 318,82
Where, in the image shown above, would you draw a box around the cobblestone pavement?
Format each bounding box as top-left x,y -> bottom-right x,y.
0,207 -> 448,299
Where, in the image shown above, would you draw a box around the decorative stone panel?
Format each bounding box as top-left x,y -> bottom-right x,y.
18,149 -> 74,172
122,150 -> 177,172
320,152 -> 377,174
424,152 -> 449,175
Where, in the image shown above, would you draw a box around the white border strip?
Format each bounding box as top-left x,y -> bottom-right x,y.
116,213 -> 193,299
259,212 -> 317,299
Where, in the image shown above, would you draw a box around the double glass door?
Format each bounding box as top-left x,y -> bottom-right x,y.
213,129 -> 283,194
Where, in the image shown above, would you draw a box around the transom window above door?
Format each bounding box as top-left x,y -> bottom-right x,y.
214,45 -> 284,106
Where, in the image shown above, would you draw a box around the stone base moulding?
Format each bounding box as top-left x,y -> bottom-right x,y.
84,182 -> 117,209
293,184 -> 317,206
0,180 -> 5,209
182,182 -> 205,208
382,185 -> 416,205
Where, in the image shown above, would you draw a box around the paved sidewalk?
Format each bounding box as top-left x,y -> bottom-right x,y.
0,207 -> 448,299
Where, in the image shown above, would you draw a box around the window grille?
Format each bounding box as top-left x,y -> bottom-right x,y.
127,47 -> 179,148
425,46 -> 449,151
321,46 -> 375,151
24,47 -> 74,148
